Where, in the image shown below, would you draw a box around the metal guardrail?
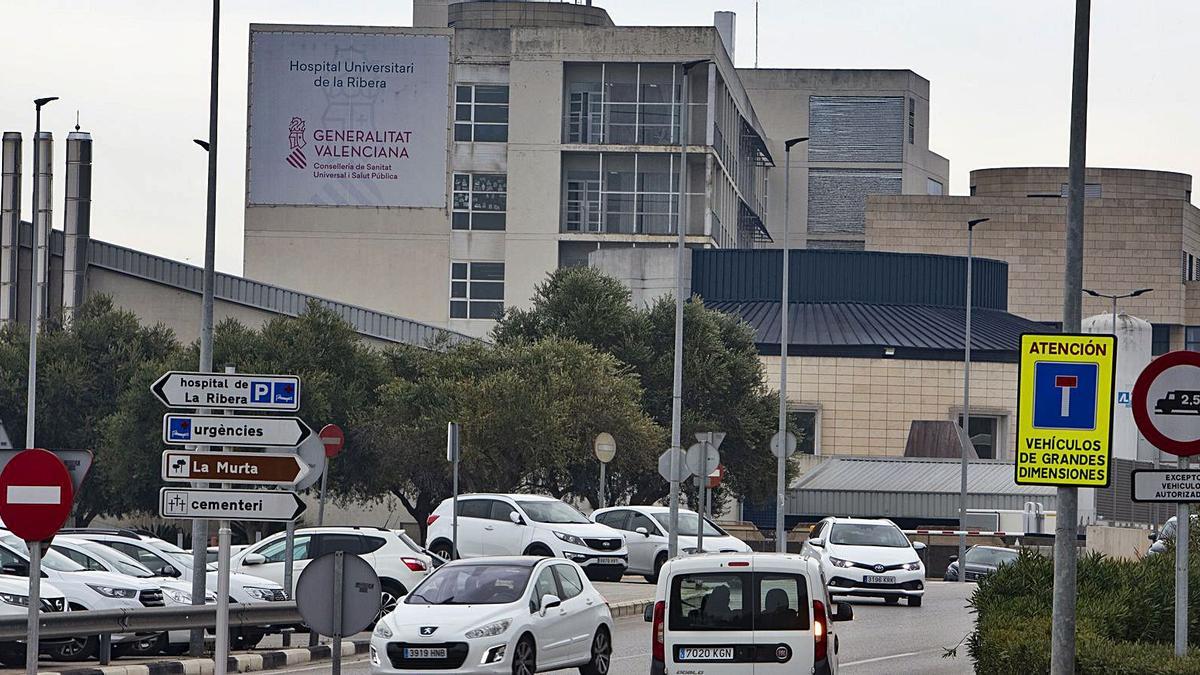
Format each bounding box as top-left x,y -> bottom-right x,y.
0,602 -> 301,641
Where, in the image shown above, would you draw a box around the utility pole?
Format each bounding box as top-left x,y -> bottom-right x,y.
776,137 -> 806,553
190,0 -> 220,657
959,217 -> 988,580
1052,1 -> 1090,672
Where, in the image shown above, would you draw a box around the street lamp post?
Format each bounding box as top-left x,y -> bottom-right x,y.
776,136 -> 807,554
958,217 -> 989,581
668,58 -> 709,559
24,96 -> 57,455
1082,287 -> 1153,335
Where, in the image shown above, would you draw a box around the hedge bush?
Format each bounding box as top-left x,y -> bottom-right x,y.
969,540 -> 1200,673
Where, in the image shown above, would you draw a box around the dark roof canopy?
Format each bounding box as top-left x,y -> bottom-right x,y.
710,301 -> 1044,362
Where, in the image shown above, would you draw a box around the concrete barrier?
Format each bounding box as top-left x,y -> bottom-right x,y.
1086,524 -> 1152,560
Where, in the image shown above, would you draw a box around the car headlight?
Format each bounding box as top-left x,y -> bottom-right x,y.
373,620 -> 393,639
162,588 -> 192,604
0,593 -> 28,607
465,618 -> 512,639
553,531 -> 586,547
242,586 -> 279,600
902,561 -> 922,571
829,556 -> 855,569
86,584 -> 138,599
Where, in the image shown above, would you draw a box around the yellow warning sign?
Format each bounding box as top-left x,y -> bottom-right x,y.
1015,333 -> 1116,487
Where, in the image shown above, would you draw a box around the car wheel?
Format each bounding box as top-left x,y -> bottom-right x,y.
231,628 -> 265,650
163,642 -> 189,656
512,634 -> 537,675
884,596 -> 900,605
374,581 -> 406,625
579,627 -> 612,675
644,554 -> 667,584
907,596 -> 922,608
46,636 -> 98,661
523,544 -> 553,557
430,540 -> 455,561
0,644 -> 25,668
115,633 -> 168,657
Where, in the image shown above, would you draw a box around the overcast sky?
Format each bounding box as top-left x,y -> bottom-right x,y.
4,1 -> 1198,272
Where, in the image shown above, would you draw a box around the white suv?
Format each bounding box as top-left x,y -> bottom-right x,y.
231,526 -> 430,620
426,494 -> 629,581
801,517 -> 927,607
0,576 -> 68,667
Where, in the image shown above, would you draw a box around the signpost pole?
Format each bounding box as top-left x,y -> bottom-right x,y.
697,455 -> 707,554
282,520 -> 295,646
598,462 -> 606,510
1176,458 -> 1189,657
214,364 -> 234,675
448,423 -> 460,560
1052,3 -> 1090,672
318,456 -> 329,526
24,542 -> 41,675
331,551 -> 344,675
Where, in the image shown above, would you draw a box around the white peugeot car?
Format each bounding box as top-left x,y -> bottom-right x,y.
801,517 -> 926,607
591,505 -> 752,582
426,494 -> 628,581
370,557 -> 613,674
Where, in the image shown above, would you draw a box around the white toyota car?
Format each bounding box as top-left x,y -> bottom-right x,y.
801,517 -> 926,607
370,557 -> 613,674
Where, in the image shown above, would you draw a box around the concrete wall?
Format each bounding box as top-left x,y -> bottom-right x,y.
738,69 -> 949,249
1085,524 -> 1152,561
972,167 -> 1192,201
866,194 -> 1197,325
588,247 -> 687,308
761,355 -> 1018,459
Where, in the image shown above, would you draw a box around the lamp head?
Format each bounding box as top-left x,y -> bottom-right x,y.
967,218 -> 990,229
784,137 -> 809,151
193,139 -> 210,152
682,58 -> 711,72
1131,288 -> 1154,298
34,97 -> 59,108
1082,289 -> 1101,298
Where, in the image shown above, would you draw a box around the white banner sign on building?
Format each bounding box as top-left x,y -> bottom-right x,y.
248,29 -> 450,207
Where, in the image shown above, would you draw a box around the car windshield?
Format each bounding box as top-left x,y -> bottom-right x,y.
515,500 -> 589,524
1160,517 -> 1178,540
165,550 -> 216,571
1,536 -> 84,572
78,542 -> 155,578
965,547 -> 1018,567
828,523 -> 911,548
405,564 -> 532,605
652,512 -> 723,537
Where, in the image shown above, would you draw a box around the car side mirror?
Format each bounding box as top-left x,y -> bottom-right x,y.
948,555 -> 958,562
808,538 -> 824,548
1148,532 -> 1158,542
644,604 -> 654,622
912,541 -> 927,551
509,511 -> 523,525
539,594 -> 561,616
832,601 -> 854,622
635,527 -> 649,537
243,553 -> 267,566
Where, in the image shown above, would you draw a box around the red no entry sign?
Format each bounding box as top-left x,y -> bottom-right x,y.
0,449 -> 74,542
320,424 -> 345,459
1133,350 -> 1200,457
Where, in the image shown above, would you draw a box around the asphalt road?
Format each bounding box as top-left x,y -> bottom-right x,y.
316,581 -> 975,674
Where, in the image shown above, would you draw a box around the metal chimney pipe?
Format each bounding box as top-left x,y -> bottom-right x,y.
0,132 -> 20,325
32,131 -> 54,323
62,131 -> 92,316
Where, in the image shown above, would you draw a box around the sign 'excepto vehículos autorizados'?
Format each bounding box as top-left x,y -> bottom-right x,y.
1015,333 -> 1116,487
151,371 -> 300,412
1131,470 -> 1200,503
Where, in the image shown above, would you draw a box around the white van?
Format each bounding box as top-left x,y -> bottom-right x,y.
645,553 -> 852,674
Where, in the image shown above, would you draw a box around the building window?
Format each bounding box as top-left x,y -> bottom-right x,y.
1183,252 -> 1199,282
452,174 -> 507,231
907,97 -> 915,144
1059,182 -> 1102,198
450,261 -> 504,320
562,152 -> 684,235
788,406 -> 819,455
564,62 -> 683,145
926,178 -> 943,196
455,85 -> 509,143
1187,327 -> 1200,352
808,96 -> 904,163
1152,324 -> 1172,356
957,414 -> 1003,460
970,184 -> 977,196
